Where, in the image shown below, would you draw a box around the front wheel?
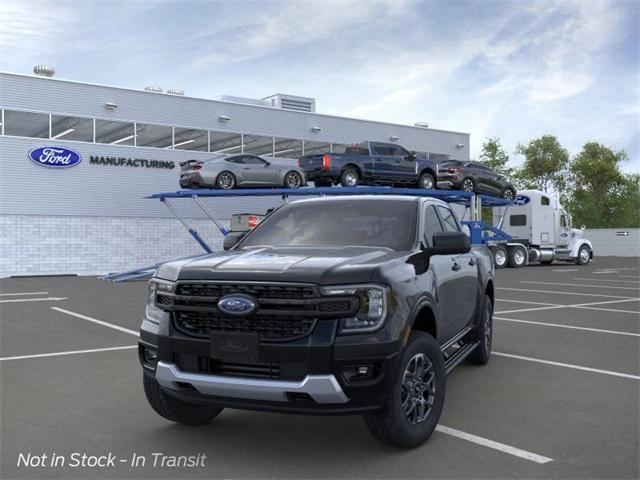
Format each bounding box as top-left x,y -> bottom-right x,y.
362,331 -> 446,448
576,245 -> 591,265
283,170 -> 303,189
143,375 -> 223,425
418,172 -> 435,190
503,188 -> 516,201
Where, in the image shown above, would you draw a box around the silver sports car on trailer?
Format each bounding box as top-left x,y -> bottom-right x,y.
179,154 -> 307,189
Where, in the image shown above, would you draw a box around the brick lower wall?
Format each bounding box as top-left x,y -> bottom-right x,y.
0,215 -> 227,277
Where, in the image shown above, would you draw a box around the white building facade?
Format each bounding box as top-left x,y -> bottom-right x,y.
0,72 -> 470,277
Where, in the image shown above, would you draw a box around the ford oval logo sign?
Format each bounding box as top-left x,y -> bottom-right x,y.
28,146 -> 82,169
217,294 -> 256,316
513,195 -> 530,206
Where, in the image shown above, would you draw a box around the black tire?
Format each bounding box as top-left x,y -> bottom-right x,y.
507,245 -> 526,268
340,168 -> 359,187
362,331 -> 446,449
503,188 -> 516,201
143,375 -> 223,426
461,177 -> 475,192
283,170 -> 303,189
491,245 -> 508,269
467,295 -> 493,365
216,171 -> 236,189
540,260 -> 553,265
576,245 -> 591,265
418,172 -> 435,190
314,179 -> 332,187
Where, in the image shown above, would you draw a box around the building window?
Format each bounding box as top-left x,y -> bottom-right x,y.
243,134 -> 274,156
173,127 -> 208,151
273,137 -> 303,159
303,140 -> 331,155
135,123 -> 173,148
95,119 -> 135,145
210,131 -> 243,154
428,153 -> 450,163
3,110 -> 49,138
51,114 -> 93,142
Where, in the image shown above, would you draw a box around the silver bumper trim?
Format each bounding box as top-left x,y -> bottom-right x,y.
155,361 -> 349,404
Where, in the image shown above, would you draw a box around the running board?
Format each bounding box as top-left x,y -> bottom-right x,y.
444,341 -> 480,374
440,326 -> 473,352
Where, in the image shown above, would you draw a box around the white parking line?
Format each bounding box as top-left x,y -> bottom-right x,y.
435,425 -> 553,464
576,306 -> 640,315
0,345 -> 137,362
520,281 -> 640,291
0,297 -> 67,304
51,307 -> 139,336
498,287 -> 637,299
494,316 -> 640,337
496,298 -> 640,315
496,298 -> 563,307
0,291 -> 49,296
552,269 -> 579,272
493,352 -> 640,380
620,275 -> 640,279
573,278 -> 640,284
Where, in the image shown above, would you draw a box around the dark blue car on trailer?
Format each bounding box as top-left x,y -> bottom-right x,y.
298,141 -> 439,189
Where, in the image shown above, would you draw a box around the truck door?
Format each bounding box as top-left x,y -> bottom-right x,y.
558,211 -> 571,247
424,204 -> 478,339
239,155 -> 274,185
389,144 -> 418,182
371,143 -> 396,181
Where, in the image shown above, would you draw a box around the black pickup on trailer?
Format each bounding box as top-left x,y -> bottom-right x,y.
298,141 -> 439,189
140,195 -> 495,448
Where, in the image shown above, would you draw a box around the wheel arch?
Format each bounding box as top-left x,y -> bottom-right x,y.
419,167 -> 436,179
484,279 -> 494,308
409,301 -> 438,342
342,163 -> 362,177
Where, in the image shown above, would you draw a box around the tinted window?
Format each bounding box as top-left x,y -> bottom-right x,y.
242,156 -> 267,165
95,119 -> 134,145
136,123 -> 172,148
225,156 -> 243,164
439,160 -> 463,168
436,206 -> 460,232
241,200 -> 417,251
423,205 -> 444,246
51,114 -> 93,142
389,145 -> 409,157
510,214 -> 527,226
372,144 -> 394,155
345,147 -> 369,156
541,196 -> 550,206
4,110 -> 49,138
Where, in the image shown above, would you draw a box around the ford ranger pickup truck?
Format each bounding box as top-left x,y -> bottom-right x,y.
298,142 -> 439,189
140,195 -> 495,448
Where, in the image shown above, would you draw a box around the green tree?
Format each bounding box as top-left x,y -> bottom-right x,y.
565,142 -> 638,228
516,135 -> 569,193
479,137 -> 512,176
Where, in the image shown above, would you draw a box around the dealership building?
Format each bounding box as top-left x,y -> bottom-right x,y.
0,69 -> 470,277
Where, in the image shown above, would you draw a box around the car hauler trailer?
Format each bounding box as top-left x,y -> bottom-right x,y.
101,186 -> 512,282
488,189 -> 594,268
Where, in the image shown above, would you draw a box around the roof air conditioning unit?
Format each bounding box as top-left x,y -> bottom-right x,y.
262,94 -> 316,113
33,65 -> 55,77
144,85 -> 163,93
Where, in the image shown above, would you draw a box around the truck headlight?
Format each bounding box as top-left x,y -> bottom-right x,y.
322,285 -> 388,334
146,279 -> 175,324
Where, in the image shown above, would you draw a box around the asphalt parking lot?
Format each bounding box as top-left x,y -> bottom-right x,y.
1,256 -> 638,479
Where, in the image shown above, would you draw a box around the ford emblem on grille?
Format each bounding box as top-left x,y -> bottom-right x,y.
217,294 -> 257,316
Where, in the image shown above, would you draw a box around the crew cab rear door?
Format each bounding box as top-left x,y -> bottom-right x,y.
371,143 -> 416,182
425,204 -> 478,339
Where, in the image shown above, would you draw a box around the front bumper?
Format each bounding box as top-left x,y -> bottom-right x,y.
140,317 -> 402,415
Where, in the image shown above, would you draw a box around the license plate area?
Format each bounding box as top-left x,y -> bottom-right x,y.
210,332 -> 259,362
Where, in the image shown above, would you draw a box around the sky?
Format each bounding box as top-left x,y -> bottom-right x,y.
1,0 -> 638,172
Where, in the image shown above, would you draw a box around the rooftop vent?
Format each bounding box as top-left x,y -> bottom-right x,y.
167,89 -> 184,96
414,122 -> 429,128
262,94 -> 316,113
144,85 -> 163,93
217,95 -> 270,107
33,65 -> 55,77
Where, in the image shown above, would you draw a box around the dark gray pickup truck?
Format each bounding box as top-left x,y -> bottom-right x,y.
140,196 -> 495,448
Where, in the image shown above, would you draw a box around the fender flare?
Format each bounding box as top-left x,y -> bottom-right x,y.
570,238 -> 593,258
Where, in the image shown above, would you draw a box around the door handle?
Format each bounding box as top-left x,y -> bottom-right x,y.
468,258 -> 477,266
452,262 -> 462,271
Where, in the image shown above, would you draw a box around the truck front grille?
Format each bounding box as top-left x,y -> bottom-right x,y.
164,282 -> 356,342
175,354 -> 281,379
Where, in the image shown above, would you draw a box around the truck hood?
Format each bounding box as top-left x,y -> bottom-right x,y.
155,246 -> 407,284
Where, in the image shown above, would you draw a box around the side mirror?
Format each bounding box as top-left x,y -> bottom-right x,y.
407,151 -> 417,161
429,231 -> 470,255
223,231 -> 246,250
581,225 -> 586,231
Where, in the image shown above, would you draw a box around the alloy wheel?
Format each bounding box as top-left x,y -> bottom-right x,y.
504,189 -> 515,200
421,176 -> 434,189
580,247 -> 590,264
344,172 -> 358,186
401,353 -> 436,425
286,172 -> 302,189
218,172 -> 235,189
462,179 -> 474,192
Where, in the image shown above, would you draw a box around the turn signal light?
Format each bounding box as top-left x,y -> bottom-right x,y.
192,165 -> 202,170
322,154 -> 332,171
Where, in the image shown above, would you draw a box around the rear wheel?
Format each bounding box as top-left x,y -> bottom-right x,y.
503,188 -> 516,201
143,375 -> 223,425
418,172 -> 435,190
576,245 -> 591,265
461,178 -> 475,192
468,295 -> 492,365
491,245 -> 508,269
340,168 -> 359,187
284,171 -> 303,189
362,331 -> 445,448
216,171 -> 236,189
507,245 -> 527,268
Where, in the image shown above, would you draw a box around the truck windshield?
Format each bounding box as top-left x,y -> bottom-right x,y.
240,199 -> 417,251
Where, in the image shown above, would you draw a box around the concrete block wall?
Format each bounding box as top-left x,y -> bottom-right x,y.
0,215 -> 227,277
584,228 -> 640,257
